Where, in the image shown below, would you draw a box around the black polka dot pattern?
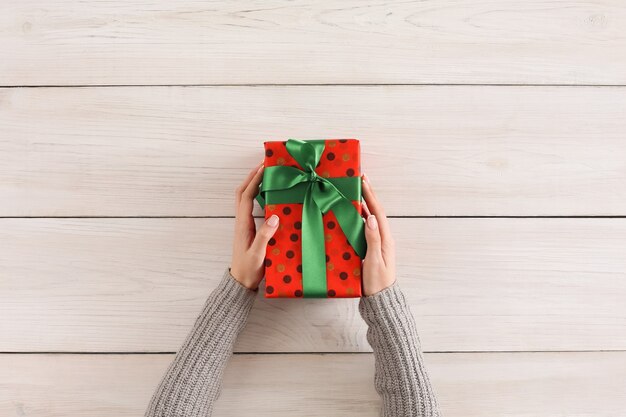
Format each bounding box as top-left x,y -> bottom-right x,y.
340,272 -> 348,280
283,275 -> 292,283
266,285 -> 274,294
346,168 -> 355,177
266,149 -> 274,157
283,207 -> 292,215
286,250 -> 295,259
328,289 -> 336,297
290,233 -> 298,242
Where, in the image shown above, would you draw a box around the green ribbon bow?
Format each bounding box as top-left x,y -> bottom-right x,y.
256,139 -> 367,297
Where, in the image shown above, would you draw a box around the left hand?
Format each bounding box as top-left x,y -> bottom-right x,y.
229,161 -> 280,290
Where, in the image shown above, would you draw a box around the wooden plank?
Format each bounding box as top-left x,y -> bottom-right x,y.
1,218 -> 625,352
1,352 -> 625,416
3,86 -> 626,216
2,1 -> 626,85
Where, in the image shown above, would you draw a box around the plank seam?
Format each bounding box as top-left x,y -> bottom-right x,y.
3,84 -> 626,88
2,350 -> 625,355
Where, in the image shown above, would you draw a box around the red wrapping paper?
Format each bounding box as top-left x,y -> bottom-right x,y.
262,139 -> 363,298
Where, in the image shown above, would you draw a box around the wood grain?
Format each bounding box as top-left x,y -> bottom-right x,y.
2,1 -> 623,415
1,218 -> 625,352
3,86 -> 626,216
2,1 -> 626,85
1,352 -> 625,416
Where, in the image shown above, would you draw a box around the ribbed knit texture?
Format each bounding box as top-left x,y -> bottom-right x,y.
145,268 -> 440,417
359,281 -> 441,417
145,267 -> 257,417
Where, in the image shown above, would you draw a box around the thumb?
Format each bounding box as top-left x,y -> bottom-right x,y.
364,215 -> 383,261
250,214 -> 280,255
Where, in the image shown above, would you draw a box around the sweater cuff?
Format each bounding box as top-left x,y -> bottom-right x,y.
358,281 -> 411,325
213,267 -> 258,317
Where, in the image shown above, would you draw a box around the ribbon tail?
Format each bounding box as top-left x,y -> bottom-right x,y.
331,198 -> 367,259
255,190 -> 266,209
301,183 -> 328,298
312,178 -> 367,260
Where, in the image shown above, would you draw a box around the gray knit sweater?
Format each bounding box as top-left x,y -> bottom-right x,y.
145,267 -> 440,416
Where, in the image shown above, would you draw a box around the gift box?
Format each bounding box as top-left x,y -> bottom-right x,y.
256,139 -> 366,298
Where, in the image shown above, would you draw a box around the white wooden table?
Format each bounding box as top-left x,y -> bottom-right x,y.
1,1 -> 625,416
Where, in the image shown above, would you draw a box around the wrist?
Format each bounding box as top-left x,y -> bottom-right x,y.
363,277 -> 396,296
229,266 -> 259,290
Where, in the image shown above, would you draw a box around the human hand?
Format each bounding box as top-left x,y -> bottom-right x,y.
229,162 -> 280,290
361,173 -> 396,296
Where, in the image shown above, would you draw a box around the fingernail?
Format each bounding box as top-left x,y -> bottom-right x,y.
367,215 -> 378,230
362,173 -> 369,183
267,214 -> 279,227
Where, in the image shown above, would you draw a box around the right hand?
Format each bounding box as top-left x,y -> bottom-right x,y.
360,173 -> 396,296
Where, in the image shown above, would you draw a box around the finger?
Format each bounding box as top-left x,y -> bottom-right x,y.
236,161 -> 263,208
237,163 -> 264,222
250,214 -> 280,255
362,199 -> 371,217
364,214 -> 384,263
361,174 -> 392,243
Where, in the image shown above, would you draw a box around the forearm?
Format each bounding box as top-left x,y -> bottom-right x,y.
145,267 -> 257,417
359,282 -> 440,417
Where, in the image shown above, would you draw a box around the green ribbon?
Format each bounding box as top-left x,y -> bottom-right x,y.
256,139 -> 367,297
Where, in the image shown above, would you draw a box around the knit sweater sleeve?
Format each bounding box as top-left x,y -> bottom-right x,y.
145,267 -> 257,417
359,281 -> 441,417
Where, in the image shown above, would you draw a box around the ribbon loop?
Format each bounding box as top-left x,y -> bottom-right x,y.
286,139 -> 324,173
